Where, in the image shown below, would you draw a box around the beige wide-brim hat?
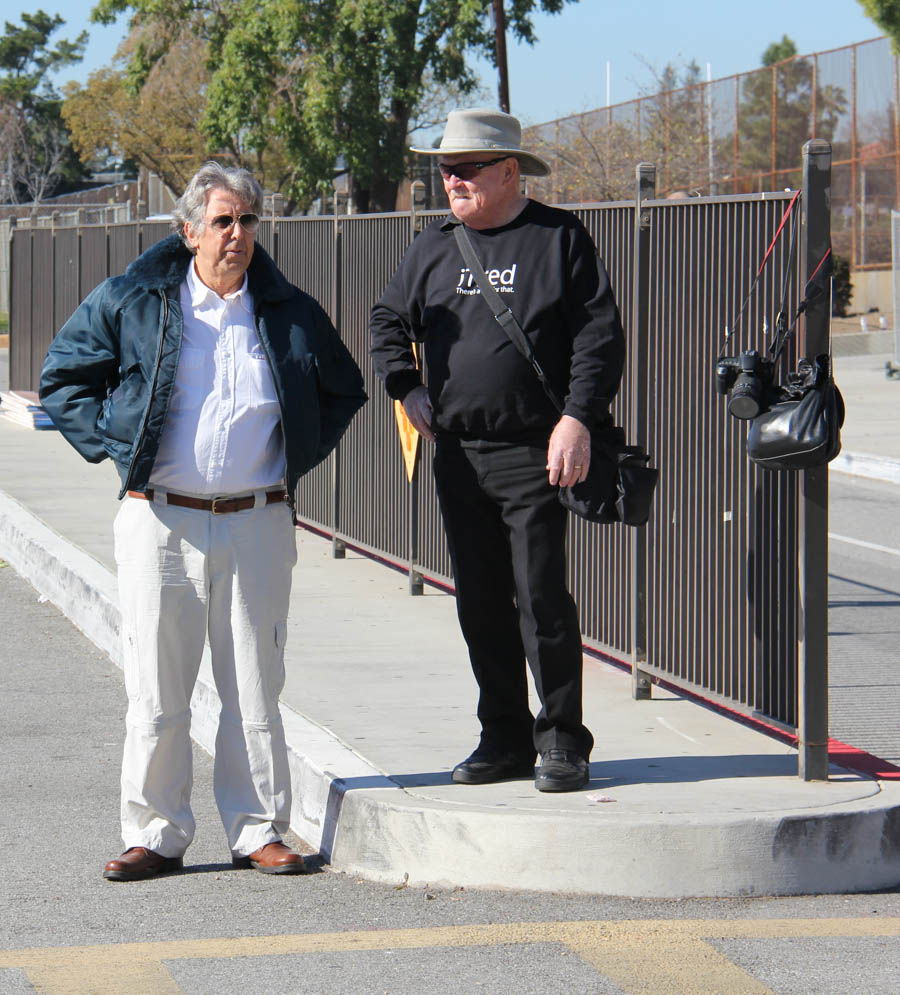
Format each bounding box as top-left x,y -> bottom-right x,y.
410,107 -> 551,177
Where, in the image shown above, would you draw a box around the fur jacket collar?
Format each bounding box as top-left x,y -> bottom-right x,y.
124,233 -> 294,304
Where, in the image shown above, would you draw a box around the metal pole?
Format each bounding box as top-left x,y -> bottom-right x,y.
891,210 -> 900,374
492,0 -> 510,112
631,162 -> 655,700
271,201 -> 279,269
851,45 -> 858,269
7,220 -> 18,390
770,66 -> 777,180
894,53 -> 900,245
706,65 -> 715,195
408,466 -> 423,596
733,77 -> 739,195
331,216 -> 346,559
797,138 -> 832,780
860,166 -> 867,266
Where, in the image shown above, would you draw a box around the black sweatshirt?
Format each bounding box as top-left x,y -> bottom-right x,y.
369,200 -> 625,441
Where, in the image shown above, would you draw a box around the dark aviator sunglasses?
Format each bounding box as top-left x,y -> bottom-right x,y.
207,213 -> 260,234
437,156 -> 511,181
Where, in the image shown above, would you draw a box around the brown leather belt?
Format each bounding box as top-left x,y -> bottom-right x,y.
127,488 -> 288,515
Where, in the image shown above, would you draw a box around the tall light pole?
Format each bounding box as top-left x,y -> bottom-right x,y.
492,0 -> 510,112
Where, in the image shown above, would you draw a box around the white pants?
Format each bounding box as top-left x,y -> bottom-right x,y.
113,492 -> 297,858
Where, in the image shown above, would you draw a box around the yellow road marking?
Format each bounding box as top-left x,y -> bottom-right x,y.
1,918 -> 898,995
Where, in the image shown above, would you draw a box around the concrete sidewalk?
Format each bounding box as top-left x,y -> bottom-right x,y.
2,348 -> 900,898
830,351 -> 900,483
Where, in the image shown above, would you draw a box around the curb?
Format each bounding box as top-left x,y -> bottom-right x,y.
832,330 -> 895,357
3,487 -> 900,897
832,451 -> 900,485
0,488 -> 119,662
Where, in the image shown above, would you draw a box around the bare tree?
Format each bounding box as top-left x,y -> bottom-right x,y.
0,101 -> 21,203
4,107 -> 70,203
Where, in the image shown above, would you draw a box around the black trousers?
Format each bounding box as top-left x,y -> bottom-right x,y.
433,436 -> 593,760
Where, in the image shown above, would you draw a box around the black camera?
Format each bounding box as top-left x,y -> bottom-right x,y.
715,350 -> 774,420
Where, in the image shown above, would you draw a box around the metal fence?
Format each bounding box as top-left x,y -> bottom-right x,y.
1,206 -> 133,319
892,210 -> 900,374
14,204 -> 132,228
525,35 -> 893,271
0,219 -> 10,315
9,147 -> 832,772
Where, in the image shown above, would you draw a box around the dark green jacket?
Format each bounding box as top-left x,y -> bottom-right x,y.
39,234 -> 366,513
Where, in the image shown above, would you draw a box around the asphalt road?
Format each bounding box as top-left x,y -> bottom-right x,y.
829,473 -> 900,764
2,559 -> 900,995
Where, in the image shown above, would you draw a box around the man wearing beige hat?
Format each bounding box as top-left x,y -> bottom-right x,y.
370,108 -> 625,792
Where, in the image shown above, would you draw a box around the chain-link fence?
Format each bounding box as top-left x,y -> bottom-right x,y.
524,36 -> 896,272
0,219 -> 10,315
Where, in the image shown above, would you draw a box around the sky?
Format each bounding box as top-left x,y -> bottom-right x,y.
12,0 -> 886,126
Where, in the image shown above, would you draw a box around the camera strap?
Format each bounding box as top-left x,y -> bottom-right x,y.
721,189 -> 833,368
770,242 -> 834,369
768,204 -> 800,366
720,190 -> 801,361
452,221 -> 566,413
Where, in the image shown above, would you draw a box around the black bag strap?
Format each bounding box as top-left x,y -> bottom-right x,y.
452,222 -> 565,413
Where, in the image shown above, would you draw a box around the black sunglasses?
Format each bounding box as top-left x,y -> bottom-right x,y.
207,213 -> 260,234
437,156 -> 511,181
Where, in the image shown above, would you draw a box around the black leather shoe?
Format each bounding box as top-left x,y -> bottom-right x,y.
535,749 -> 590,792
451,751 -> 535,785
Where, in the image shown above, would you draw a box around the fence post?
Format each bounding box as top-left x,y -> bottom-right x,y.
331,215 -> 346,559
406,181 -> 426,595
631,163 -> 655,700
7,219 -> 20,390
797,139 -> 832,780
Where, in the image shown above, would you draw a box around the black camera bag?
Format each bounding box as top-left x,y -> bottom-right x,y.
718,188 -> 845,473
746,354 -> 844,471
557,424 -> 658,525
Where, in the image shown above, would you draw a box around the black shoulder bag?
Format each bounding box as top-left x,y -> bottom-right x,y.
452,223 -> 658,526
744,252 -> 845,471
746,353 -> 845,470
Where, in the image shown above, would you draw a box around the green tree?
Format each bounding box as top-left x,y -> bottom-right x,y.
91,0 -> 577,212
63,24 -> 218,200
857,0 -> 900,52
735,35 -> 847,188
0,11 -> 88,203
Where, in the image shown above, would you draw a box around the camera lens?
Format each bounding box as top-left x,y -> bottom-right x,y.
728,375 -> 763,419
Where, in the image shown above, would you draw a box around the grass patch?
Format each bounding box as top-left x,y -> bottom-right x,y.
0,311 -> 8,333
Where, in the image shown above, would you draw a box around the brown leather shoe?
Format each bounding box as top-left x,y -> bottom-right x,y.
103,847 -> 183,881
232,841 -> 305,875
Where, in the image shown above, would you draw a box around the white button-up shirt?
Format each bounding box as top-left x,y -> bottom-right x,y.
149,260 -> 286,495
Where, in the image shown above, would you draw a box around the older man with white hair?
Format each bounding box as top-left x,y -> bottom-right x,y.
41,162 -> 366,880
371,109 -> 625,793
